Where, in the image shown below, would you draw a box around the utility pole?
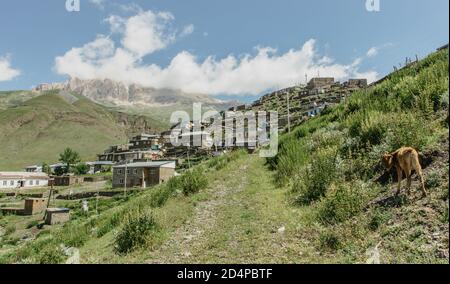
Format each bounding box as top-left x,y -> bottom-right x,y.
124,160 -> 128,197
287,92 -> 291,133
43,178 -> 54,221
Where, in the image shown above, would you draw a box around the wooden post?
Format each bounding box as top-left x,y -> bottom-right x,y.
124,161 -> 128,197
43,178 -> 54,221
287,92 -> 291,134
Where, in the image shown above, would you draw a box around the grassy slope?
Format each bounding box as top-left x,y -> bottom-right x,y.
0,91 -> 150,170
0,49 -> 448,264
0,91 -> 40,110
266,48 -> 449,263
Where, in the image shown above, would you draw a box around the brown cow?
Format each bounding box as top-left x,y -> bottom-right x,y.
382,147 -> 427,197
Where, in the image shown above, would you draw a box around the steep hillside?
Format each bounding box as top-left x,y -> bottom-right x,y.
0,91 -> 165,170
0,48 -> 447,264
267,47 -> 449,263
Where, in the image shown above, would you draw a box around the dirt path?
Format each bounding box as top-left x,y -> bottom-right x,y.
147,163 -> 250,263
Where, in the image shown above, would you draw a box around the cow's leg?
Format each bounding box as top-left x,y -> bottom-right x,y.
396,167 -> 403,196
413,163 -> 427,197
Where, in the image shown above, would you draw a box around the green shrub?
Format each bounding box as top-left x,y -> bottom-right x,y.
425,172 -> 441,188
316,182 -> 368,225
96,211 -> 123,238
385,112 -> 431,151
149,183 -> 177,208
5,225 -> 16,236
37,246 -> 65,264
57,224 -> 89,247
368,208 -> 391,231
274,138 -> 309,185
74,163 -> 90,175
114,209 -> 159,254
179,168 -> 208,196
26,220 -> 39,229
319,230 -> 341,251
290,147 -> 337,205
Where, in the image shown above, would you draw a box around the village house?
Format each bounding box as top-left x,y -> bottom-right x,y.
112,161 -> 176,188
0,172 -> 49,190
97,133 -> 162,163
52,175 -> 84,186
24,165 -> 43,173
85,161 -> 115,174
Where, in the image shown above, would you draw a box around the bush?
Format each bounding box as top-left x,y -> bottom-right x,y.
5,225 -> 16,236
149,182 -> 177,208
368,208 -> 391,231
26,220 -> 39,229
425,171 -> 441,188
290,148 -> 337,205
319,231 -> 341,251
37,246 -> 65,264
57,224 -> 89,247
274,138 -> 309,185
96,211 -> 123,238
74,163 -> 90,175
179,169 -> 208,196
114,209 -> 159,254
316,182 -> 368,225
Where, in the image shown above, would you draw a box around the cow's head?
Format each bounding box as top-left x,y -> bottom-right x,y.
382,153 -> 394,170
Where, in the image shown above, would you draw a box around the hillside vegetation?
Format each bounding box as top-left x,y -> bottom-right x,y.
0,91 -> 165,170
267,47 -> 449,262
0,48 -> 448,264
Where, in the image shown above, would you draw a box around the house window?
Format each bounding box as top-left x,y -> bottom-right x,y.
36,180 -> 40,186
118,169 -> 123,174
134,169 -> 138,175
119,179 -> 124,184
2,181 -> 6,186
127,169 -> 131,174
10,180 -> 14,186
30,180 -> 34,186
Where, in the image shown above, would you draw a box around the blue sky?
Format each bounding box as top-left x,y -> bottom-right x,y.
0,0 -> 448,99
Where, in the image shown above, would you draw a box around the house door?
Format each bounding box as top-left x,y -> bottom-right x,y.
19,181 -> 24,188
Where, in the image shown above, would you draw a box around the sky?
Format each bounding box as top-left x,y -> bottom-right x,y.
0,0 -> 448,100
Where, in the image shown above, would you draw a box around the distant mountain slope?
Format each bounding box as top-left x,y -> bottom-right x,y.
34,78 -> 239,123
0,91 -> 165,170
0,91 -> 41,110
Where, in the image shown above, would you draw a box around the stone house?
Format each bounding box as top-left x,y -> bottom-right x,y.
112,161 -> 176,188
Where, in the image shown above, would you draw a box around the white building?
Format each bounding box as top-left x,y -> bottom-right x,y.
0,172 -> 49,190
24,165 -> 43,173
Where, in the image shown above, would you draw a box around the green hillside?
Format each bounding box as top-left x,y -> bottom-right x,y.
0,48 -> 448,264
0,91 -> 165,170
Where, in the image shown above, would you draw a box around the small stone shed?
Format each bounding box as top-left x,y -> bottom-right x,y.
112,161 -> 176,188
45,208 -> 70,225
24,198 -> 47,215
52,176 -> 84,186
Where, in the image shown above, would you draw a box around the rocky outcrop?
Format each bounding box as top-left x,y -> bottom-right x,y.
64,77 -> 229,107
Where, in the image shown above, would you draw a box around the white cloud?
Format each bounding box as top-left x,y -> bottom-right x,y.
55,10 -> 378,96
367,47 -> 378,57
89,0 -> 106,9
180,24 -> 195,37
0,55 -> 21,82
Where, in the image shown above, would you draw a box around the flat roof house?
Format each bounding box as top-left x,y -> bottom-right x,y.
0,172 -> 49,190
112,161 -> 176,189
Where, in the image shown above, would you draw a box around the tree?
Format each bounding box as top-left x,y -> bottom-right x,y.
74,163 -> 90,175
59,148 -> 81,173
42,162 -> 51,175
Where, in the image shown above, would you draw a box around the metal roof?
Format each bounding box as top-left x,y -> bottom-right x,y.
113,161 -> 176,169
0,172 -> 49,179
